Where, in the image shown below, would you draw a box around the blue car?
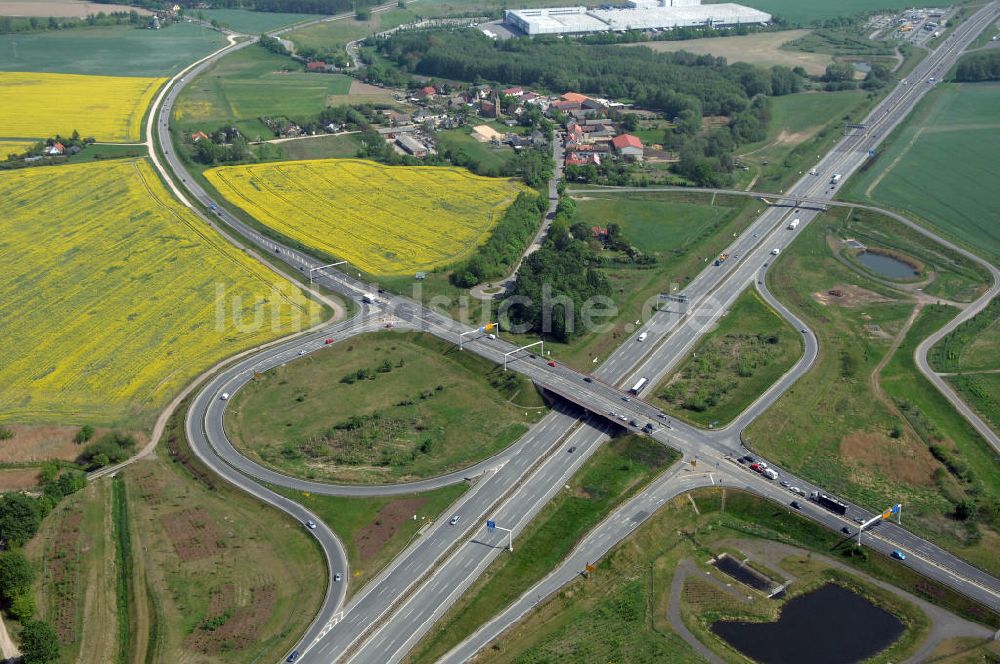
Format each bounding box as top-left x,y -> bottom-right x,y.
286,650 -> 300,662
891,550 -> 907,561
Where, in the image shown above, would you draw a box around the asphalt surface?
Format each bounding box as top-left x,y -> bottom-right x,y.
152,4 -> 1000,661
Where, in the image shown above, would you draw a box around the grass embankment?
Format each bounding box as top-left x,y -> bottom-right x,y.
409,435 -> 680,662
275,132 -> 363,160
748,207 -> 1000,574
537,191 -> 757,370
474,488 -> 982,663
929,298 -> 1000,436
655,289 -> 803,427
111,476 -> 133,664
843,82 -> 1000,263
228,331 -> 545,484
272,483 -> 467,597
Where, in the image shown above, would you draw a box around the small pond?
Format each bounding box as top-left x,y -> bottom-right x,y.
710,583 -> 905,664
856,251 -> 919,279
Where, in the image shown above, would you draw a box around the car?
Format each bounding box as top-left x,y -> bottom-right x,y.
642,423 -> 654,432
584,376 -> 593,383
770,248 -> 780,256
547,361 -> 556,367
801,328 -> 807,334
841,527 -> 852,535
790,501 -> 800,509
657,413 -> 667,419
220,392 -> 229,401
487,333 -> 497,340
617,414 -> 627,422
744,456 -> 756,464
298,349 -> 307,356
891,549 -> 907,560
738,456 -> 749,465
450,515 -> 460,525
780,480 -> 790,488
629,420 -> 638,427
286,650 -> 301,662
789,486 -> 802,495
854,517 -> 865,524
334,573 -> 343,582
568,446 -> 577,453
621,396 -> 630,402
325,338 -> 335,344
304,520 -> 317,530
758,461 -> 768,470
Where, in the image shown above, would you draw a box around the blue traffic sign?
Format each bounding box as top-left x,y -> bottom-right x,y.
486,520 -> 496,530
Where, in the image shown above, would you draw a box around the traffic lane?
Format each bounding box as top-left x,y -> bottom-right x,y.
301,412 -> 591,660
346,421 -> 614,664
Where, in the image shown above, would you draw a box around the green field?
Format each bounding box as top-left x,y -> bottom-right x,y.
843,82 -> 1000,262
0,23 -> 227,77
545,190 -> 755,370
288,8 -> 416,54
745,0 -> 923,25
655,289 -> 802,427
436,127 -> 516,175
197,8 -> 312,33
227,331 -> 545,484
471,487 -> 993,663
748,208 -> 1000,575
274,482 -> 466,597
738,90 -> 869,190
173,45 -> 352,139
411,435 -> 680,663
275,132 -> 363,160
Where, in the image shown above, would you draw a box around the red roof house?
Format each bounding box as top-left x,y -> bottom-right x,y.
191,131 -> 209,143
420,85 -> 437,97
611,133 -> 644,161
306,60 -> 329,72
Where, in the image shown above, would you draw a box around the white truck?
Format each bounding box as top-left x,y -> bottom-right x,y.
362,292 -> 378,304
830,173 -> 842,185
763,468 -> 778,480
638,332 -> 648,342
771,248 -> 780,256
787,218 -> 800,230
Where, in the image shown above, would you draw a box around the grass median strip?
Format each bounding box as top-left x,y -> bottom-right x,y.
408,435 -> 680,663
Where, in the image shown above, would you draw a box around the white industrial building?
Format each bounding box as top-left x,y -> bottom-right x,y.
505,0 -> 771,36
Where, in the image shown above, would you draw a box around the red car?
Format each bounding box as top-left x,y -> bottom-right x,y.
547,361 -> 556,367
750,463 -> 763,473
324,338 -> 335,345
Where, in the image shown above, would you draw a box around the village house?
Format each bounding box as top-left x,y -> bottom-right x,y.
191,131 -> 209,143
611,133 -> 644,161
44,142 -> 65,156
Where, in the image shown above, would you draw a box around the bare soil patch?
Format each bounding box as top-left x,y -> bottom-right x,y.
0,424 -> 142,463
840,430 -> 936,487
0,467 -> 42,491
625,30 -> 833,75
0,0 -> 150,17
48,510 -> 83,644
355,497 -> 427,561
812,284 -> 894,308
326,79 -> 396,106
186,584 -> 278,655
161,508 -> 222,562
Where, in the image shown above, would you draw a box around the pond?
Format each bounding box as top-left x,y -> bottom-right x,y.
710,583 -> 905,664
856,251 -> 919,279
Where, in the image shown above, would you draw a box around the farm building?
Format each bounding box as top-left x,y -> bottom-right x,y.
396,134 -> 429,157
505,0 -> 770,35
612,133 -> 644,161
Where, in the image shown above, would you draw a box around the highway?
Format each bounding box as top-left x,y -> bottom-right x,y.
152,3 -> 1000,661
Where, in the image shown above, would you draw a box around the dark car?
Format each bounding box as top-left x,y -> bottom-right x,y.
790,501 -> 801,509
841,527 -> 852,535
568,446 -> 576,453
583,376 -> 593,383
286,651 -> 301,662
629,420 -> 638,427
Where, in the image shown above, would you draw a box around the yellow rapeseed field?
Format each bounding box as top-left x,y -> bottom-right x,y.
0,159 -> 325,426
0,140 -> 36,159
0,72 -> 164,142
205,158 -> 527,275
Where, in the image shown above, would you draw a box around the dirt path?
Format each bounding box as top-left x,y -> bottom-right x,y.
937,367 -> 1000,377
869,303 -> 923,419
0,613 -> 21,661
667,559 -> 726,664
720,538 -> 994,663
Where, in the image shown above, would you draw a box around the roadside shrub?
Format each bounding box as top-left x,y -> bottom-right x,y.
77,432 -> 137,470
0,427 -> 13,440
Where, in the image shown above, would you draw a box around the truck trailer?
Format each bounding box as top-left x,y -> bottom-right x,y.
629,377 -> 648,395
810,491 -> 848,515
787,218 -> 800,230
830,174 -> 842,185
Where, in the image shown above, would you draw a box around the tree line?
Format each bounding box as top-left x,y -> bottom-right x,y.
955,51 -> 1000,82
